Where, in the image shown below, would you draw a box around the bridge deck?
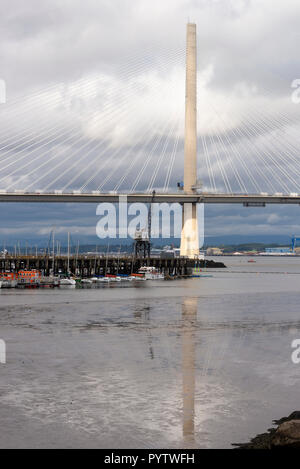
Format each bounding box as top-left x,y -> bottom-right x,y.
0,192 -> 299,204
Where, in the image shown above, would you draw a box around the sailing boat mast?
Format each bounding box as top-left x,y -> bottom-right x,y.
105,243 -> 109,275
52,228 -> 55,275
67,232 -> 70,275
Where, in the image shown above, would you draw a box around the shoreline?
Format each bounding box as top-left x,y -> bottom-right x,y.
233,412 -> 300,449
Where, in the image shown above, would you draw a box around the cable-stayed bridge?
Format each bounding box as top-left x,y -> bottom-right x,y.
0,23 -> 300,254
0,36 -> 299,200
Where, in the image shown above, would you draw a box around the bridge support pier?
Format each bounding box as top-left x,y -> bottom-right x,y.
180,202 -> 199,258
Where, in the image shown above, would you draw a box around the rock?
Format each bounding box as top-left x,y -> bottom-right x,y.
232,431 -> 272,449
233,412 -> 300,449
274,411 -> 300,426
271,420 -> 300,449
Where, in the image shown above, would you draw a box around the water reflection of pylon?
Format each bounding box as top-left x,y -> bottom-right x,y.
182,297 -> 197,444
133,304 -> 154,360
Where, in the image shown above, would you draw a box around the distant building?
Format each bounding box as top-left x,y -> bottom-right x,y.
265,247 -> 291,254
150,248 -> 162,257
206,247 -> 223,256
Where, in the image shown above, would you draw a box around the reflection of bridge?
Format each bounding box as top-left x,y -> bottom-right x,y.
0,191 -> 300,205
182,297 -> 197,445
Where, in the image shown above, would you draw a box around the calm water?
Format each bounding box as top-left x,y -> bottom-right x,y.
1,256 -> 300,448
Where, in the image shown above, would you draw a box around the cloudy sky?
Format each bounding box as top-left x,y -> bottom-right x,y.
0,0 -> 300,246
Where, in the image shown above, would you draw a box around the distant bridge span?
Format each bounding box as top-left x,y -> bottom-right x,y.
0,192 -> 300,205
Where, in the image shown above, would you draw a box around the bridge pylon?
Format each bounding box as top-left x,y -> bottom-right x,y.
180,23 -> 199,258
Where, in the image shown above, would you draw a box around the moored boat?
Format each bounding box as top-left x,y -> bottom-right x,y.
17,270 -> 41,287
0,272 -> 18,288
130,273 -> 146,281
59,277 -> 76,286
134,266 -> 164,280
81,278 -> 93,284
97,277 -> 111,283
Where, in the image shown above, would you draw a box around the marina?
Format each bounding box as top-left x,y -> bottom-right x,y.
0,264 -> 217,288
0,254 -> 225,288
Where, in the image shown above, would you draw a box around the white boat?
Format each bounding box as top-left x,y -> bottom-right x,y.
122,276 -> 133,281
137,266 -> 164,280
115,276 -> 133,282
109,276 -> 121,282
59,278 -> 76,286
81,278 -> 92,284
97,277 -> 111,283
91,277 -> 98,283
1,279 -> 17,288
0,280 -> 2,289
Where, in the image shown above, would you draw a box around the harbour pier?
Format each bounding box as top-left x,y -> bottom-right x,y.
0,255 -> 225,278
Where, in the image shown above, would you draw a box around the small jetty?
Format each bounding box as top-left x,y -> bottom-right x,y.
0,255 -> 226,281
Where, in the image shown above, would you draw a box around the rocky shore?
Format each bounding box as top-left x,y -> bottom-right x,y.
233,412 -> 300,449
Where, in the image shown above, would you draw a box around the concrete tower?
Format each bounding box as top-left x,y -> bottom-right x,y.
180,23 -> 199,258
